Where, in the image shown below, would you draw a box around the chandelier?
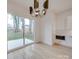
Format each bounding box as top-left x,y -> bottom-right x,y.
29,0 -> 48,17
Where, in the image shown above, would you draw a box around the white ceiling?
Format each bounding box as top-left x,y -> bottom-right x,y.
8,0 -> 72,13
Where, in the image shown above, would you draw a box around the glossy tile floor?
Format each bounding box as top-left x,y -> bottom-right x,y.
8,43 -> 72,59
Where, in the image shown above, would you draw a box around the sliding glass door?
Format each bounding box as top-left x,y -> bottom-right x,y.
7,13 -> 34,50
24,19 -> 34,44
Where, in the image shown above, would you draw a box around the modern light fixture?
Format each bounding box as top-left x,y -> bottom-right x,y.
29,0 -> 48,17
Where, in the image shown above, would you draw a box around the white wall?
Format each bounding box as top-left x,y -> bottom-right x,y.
40,9 -> 72,47
40,10 -> 56,45
55,9 -> 72,47
56,9 -> 72,32
34,17 -> 42,42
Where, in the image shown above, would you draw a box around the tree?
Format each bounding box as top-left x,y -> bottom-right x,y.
13,16 -> 19,32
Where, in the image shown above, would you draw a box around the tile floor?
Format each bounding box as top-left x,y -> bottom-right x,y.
8,43 -> 72,59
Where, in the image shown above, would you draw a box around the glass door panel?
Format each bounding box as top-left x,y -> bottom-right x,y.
7,13 -> 35,50
7,14 -> 23,50
24,19 -> 34,44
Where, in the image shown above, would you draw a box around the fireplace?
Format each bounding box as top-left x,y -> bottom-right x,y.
56,35 -> 65,40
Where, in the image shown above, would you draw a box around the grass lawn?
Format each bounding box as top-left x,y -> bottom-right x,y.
7,31 -> 33,41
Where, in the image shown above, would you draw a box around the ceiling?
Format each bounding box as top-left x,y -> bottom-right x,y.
8,0 -> 72,13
